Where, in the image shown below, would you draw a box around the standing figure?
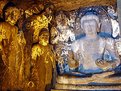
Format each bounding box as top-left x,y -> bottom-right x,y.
0,5 -> 26,90
31,28 -> 55,90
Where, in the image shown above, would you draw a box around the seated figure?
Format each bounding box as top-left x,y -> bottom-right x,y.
71,14 -> 120,74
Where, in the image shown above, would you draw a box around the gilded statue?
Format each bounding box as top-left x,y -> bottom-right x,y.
0,6 -> 27,90
31,29 -> 55,90
71,14 -> 120,74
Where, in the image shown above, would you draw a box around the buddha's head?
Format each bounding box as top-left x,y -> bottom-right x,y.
80,14 -> 100,36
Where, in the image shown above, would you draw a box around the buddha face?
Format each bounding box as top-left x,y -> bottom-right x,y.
39,31 -> 49,46
81,15 -> 100,36
82,19 -> 98,35
5,7 -> 20,25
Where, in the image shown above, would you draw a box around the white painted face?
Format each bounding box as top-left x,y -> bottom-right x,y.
82,19 -> 98,35
81,15 -> 100,35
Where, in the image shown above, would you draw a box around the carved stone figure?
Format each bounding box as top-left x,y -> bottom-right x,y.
0,6 -> 27,90
31,29 -> 55,90
71,14 -> 120,74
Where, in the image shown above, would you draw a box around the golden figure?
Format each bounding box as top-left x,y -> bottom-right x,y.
31,28 -> 55,91
0,6 -> 20,67
0,6 -> 26,90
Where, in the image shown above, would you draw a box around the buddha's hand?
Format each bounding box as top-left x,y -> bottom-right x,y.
95,59 -> 117,71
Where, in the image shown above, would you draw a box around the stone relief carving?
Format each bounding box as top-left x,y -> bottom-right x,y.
0,0 -> 121,90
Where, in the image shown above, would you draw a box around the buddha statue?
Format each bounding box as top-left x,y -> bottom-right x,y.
71,14 -> 120,74
56,14 -> 121,86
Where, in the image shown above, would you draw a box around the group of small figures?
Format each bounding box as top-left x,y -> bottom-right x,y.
0,0 -> 59,90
